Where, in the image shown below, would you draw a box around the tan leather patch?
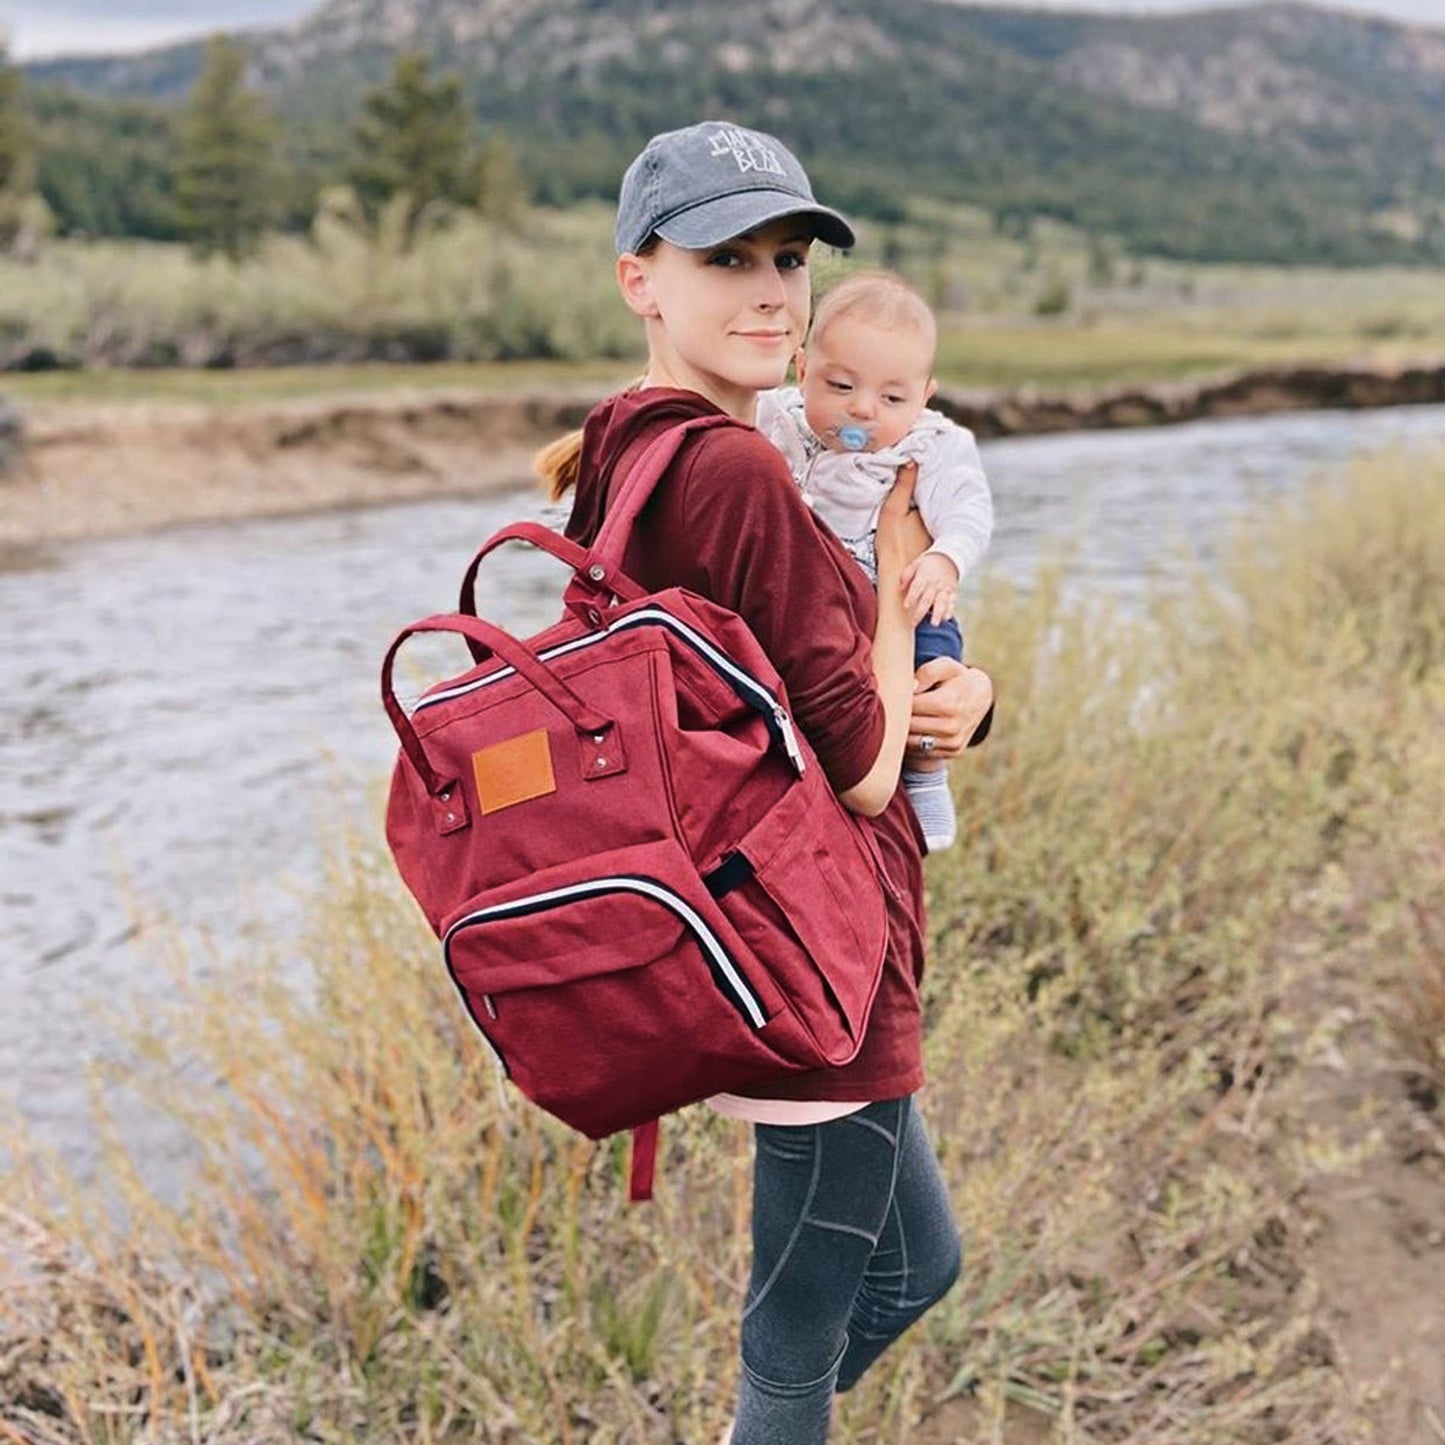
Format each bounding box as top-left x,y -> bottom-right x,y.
471,729 -> 556,814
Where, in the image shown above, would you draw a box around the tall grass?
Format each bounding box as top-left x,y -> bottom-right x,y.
2,448 -> 1442,1443
4,199 -> 1445,389
914,444 -> 1445,1439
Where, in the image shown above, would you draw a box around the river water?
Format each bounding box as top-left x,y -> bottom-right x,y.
4,402 -> 1445,1170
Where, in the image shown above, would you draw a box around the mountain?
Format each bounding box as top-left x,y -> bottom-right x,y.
21,0 -> 1445,266
948,3 -> 1445,212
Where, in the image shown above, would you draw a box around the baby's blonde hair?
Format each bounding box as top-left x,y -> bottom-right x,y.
809,270 -> 937,367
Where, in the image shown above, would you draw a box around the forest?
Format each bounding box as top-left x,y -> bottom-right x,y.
5,0 -> 1445,270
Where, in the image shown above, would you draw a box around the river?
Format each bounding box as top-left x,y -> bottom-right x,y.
4,402 -> 1445,1171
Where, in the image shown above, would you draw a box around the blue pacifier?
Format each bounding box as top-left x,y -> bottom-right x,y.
835,424 -> 872,452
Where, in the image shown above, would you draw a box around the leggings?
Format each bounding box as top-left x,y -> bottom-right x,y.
731,1095 -> 962,1444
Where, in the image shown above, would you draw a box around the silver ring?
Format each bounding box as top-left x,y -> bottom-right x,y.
918,735 -> 937,754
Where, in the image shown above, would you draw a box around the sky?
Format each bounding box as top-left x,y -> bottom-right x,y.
1,0 -> 1442,59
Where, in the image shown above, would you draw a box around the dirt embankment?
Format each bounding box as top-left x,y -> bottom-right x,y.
933,359 -> 1445,437
0,389 -> 597,551
2,362 -> 1442,551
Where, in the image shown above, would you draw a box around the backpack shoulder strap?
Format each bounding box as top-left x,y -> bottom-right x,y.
589,413 -> 740,571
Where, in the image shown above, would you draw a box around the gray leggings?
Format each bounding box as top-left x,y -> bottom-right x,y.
732,1095 -> 962,1444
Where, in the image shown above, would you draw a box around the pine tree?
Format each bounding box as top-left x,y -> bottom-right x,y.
348,52 -> 475,246
175,36 -> 279,261
474,132 -> 528,226
0,45 -> 30,192
0,43 -> 37,250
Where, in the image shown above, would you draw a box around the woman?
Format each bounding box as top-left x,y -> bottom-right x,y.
537,121 -> 994,1444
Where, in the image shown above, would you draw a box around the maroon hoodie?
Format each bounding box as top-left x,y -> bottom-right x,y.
566,387 -> 927,1102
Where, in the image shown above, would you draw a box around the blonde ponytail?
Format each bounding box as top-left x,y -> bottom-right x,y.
534,428 -> 584,501
533,376 -> 646,501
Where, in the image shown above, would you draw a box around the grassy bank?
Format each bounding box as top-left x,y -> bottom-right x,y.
3,203 -> 1445,403
2,449 -> 1443,1443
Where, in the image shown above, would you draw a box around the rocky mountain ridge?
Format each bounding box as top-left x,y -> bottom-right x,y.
21,0 -> 1445,266
959,2 -> 1445,176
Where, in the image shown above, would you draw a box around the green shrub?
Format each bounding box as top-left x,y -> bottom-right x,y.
0,205 -> 644,369
1033,273 -> 1071,316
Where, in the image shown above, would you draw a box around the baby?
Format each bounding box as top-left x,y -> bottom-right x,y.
756,271 -> 993,852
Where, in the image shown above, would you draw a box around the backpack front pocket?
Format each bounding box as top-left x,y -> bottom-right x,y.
711,771 -> 889,1066
441,838 -> 793,1137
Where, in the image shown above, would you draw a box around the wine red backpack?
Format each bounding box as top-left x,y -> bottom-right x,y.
381,415 -> 890,1199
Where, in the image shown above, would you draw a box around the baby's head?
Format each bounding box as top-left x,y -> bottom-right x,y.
797,271 -> 938,453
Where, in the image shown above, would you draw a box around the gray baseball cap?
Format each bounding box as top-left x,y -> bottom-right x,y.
614,121 -> 856,255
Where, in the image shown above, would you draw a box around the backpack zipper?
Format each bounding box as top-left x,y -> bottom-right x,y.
414,606 -> 805,774
443,873 -> 768,1029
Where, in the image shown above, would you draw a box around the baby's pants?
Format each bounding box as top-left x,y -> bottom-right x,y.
732,1096 -> 962,1444
914,616 -> 963,669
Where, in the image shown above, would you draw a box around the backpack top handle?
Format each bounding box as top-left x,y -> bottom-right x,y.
457,522 -> 646,625
455,522 -> 647,663
382,611 -> 618,799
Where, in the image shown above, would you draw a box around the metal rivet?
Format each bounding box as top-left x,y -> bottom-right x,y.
445,812 -> 456,823
595,757 -> 608,768
588,564 -> 605,581
439,790 -> 450,801
592,733 -> 605,743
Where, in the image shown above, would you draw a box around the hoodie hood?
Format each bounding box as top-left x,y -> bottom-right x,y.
564,387 -> 725,548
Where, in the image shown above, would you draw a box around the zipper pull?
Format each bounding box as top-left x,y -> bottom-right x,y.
774,706 -> 806,775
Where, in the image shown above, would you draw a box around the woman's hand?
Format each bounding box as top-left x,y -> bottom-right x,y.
907,658 -> 994,760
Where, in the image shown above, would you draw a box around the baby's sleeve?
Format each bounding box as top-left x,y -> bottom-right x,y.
914,420 -> 993,581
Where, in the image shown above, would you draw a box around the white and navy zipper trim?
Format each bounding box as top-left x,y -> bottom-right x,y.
443,873 -> 768,1029
414,607 -> 805,774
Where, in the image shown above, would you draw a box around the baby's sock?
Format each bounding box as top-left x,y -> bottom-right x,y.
903,768 -> 956,853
